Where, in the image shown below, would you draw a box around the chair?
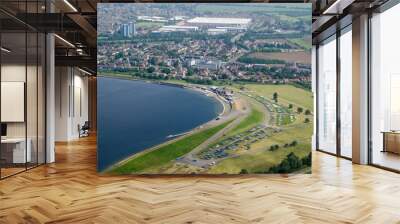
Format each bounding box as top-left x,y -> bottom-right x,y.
79,121 -> 90,138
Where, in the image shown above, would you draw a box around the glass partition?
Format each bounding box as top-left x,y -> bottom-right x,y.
317,35 -> 337,154
0,2 -> 46,179
1,31 -> 28,177
371,3 -> 400,171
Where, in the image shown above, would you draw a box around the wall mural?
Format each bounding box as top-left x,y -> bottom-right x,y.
97,3 -> 313,174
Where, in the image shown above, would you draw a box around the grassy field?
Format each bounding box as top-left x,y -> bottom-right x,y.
243,84 -> 313,110
136,21 -> 164,29
289,38 -> 312,51
109,120 -> 232,174
246,51 -> 311,64
209,142 -> 310,174
226,107 -> 264,136
209,83 -> 313,174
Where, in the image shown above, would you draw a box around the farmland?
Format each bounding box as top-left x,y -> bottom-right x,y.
245,51 -> 311,64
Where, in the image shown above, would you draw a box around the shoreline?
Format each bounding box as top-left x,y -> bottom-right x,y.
99,75 -> 228,116
99,75 -> 224,108
100,75 -> 229,173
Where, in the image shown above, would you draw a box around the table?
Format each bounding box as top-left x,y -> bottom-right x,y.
382,131 -> 400,154
1,138 -> 31,164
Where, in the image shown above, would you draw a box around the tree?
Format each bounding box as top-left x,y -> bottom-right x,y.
268,152 -> 310,173
268,152 -> 302,173
186,68 -> 194,76
304,118 -> 310,123
147,66 -> 155,73
239,169 -> 248,174
161,67 -> 171,74
297,107 -> 303,114
114,52 -> 123,60
305,109 -> 311,115
149,57 -> 157,65
287,152 -> 302,170
302,152 -> 312,166
290,140 -> 298,147
288,104 -> 293,109
269,144 -> 280,151
273,92 -> 278,103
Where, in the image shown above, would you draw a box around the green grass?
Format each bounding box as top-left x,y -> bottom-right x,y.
209,142 -> 310,174
136,21 -> 164,29
109,120 -> 232,174
289,38 -> 312,51
226,107 -> 264,136
207,83 -> 313,174
201,104 -> 264,154
244,84 -> 313,110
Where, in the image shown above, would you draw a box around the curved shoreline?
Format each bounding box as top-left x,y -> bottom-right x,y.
100,76 -> 227,172
99,75 -> 226,115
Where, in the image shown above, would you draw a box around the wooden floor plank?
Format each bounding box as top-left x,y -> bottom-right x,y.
1,135 -> 400,223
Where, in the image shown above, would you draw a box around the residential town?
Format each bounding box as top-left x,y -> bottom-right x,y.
98,4 -> 311,87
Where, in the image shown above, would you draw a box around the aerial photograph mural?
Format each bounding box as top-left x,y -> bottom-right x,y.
97,3 -> 313,174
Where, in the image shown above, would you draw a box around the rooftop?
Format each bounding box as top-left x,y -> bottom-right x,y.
162,25 -> 199,29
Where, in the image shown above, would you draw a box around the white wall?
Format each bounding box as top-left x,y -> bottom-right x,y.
1,64 -> 43,137
1,63 -> 46,164
55,67 -> 89,141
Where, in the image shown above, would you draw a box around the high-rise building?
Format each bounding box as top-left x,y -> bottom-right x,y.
121,23 -> 129,37
128,22 -> 136,36
120,22 -> 136,38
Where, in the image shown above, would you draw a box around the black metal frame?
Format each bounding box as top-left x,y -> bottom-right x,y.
336,23 -> 341,157
367,10 -> 373,166
315,22 -> 353,162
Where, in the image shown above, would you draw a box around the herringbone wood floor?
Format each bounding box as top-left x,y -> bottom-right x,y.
1,135 -> 400,224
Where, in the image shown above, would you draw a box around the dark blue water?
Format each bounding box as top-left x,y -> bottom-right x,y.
97,77 -> 223,171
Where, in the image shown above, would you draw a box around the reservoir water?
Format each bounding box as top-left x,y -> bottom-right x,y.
97,77 -> 223,171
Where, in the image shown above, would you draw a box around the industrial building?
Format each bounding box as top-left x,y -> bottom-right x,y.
186,17 -> 251,29
207,28 -> 227,35
158,25 -> 199,33
187,58 -> 222,70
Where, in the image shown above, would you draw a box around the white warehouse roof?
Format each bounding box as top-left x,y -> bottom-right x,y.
187,17 -> 251,25
162,25 -> 198,29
